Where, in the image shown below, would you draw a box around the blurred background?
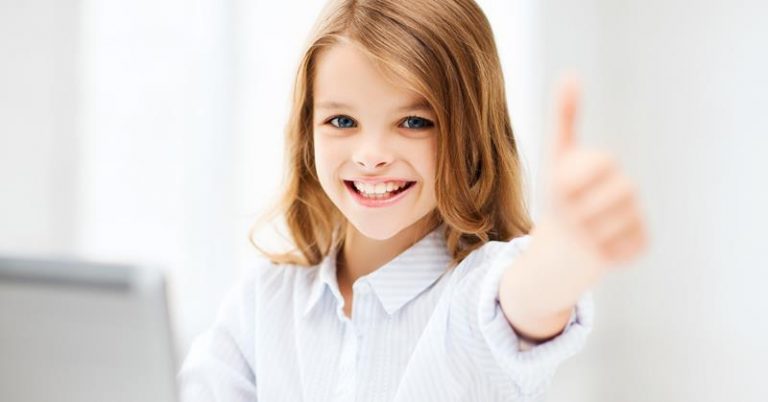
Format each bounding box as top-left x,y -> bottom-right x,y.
1,0 -> 766,400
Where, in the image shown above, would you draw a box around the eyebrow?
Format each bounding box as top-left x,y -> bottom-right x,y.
315,100 -> 433,113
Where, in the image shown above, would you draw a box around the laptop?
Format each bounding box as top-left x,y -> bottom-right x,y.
0,256 -> 179,402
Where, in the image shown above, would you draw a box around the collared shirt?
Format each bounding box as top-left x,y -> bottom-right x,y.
177,223 -> 594,402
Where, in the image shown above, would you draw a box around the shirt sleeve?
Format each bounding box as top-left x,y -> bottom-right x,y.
452,235 -> 595,399
176,260 -> 265,402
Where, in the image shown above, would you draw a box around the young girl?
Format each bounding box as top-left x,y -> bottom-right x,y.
178,0 -> 648,401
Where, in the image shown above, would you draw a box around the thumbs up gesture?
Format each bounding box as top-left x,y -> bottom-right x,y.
499,76 -> 650,342
540,76 -> 649,274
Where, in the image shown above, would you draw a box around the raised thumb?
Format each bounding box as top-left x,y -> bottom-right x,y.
553,75 -> 580,161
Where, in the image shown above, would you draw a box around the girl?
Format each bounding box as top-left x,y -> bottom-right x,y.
178,0 -> 648,401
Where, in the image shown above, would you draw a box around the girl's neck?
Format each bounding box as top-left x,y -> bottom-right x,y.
338,215 -> 439,287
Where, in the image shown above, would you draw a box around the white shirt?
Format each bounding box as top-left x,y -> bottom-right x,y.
177,223 -> 594,402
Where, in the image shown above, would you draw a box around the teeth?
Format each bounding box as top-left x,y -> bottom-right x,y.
352,180 -> 410,196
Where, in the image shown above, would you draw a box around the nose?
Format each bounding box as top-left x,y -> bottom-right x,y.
352,132 -> 394,170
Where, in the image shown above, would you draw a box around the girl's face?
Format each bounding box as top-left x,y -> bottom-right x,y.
312,41 -> 438,241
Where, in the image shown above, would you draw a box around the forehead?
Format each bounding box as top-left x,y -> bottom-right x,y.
313,42 -> 428,112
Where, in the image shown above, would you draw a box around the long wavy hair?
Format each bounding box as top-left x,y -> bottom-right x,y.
249,0 -> 533,268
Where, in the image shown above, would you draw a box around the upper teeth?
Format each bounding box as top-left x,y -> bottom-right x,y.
353,181 -> 410,194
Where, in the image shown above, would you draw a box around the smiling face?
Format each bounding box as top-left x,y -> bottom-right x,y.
312,40 -> 438,241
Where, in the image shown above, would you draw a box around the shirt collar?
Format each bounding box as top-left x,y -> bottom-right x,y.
303,223 -> 453,317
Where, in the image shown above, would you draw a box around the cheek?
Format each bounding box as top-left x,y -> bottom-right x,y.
410,141 -> 437,193
425,139 -> 437,178
313,136 -> 343,185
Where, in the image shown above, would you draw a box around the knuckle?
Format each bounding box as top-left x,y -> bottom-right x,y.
618,176 -> 635,197
587,151 -> 615,172
600,153 -> 618,170
553,171 -> 577,195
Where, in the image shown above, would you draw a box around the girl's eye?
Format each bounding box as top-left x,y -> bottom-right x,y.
402,116 -> 434,129
325,115 -> 435,130
328,115 -> 356,129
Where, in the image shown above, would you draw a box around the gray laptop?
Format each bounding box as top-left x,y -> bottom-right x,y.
0,256 -> 179,402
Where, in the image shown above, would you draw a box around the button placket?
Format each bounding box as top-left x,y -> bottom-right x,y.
333,279 -> 371,401
351,280 -> 371,337
334,321 -> 358,401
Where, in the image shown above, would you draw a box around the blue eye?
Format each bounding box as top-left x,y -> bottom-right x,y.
328,116 -> 356,129
325,115 -> 435,130
402,116 -> 434,129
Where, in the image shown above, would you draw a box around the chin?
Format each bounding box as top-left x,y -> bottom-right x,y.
347,219 -> 407,241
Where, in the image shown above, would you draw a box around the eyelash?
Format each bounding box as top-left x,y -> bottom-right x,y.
324,115 -> 435,130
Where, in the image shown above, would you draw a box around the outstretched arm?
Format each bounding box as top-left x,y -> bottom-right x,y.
499,76 -> 649,343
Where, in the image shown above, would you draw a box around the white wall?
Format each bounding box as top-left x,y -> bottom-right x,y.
540,0 -> 768,401
0,0 -> 80,257
76,0 -> 244,356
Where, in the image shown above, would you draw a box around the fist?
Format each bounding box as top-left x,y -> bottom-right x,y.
543,76 -> 649,269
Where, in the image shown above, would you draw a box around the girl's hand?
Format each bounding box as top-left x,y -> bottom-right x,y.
539,76 -> 649,278
498,76 -> 650,342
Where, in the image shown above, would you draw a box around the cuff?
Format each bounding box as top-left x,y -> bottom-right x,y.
477,236 -> 595,396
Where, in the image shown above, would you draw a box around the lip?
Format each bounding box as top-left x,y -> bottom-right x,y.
344,177 -> 415,185
343,180 -> 416,208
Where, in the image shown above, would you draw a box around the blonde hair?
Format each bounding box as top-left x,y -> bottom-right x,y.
249,0 -> 533,268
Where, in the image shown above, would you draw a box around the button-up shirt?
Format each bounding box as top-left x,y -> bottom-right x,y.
178,223 -> 594,401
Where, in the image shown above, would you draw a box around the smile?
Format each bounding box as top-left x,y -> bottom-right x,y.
343,180 -> 416,208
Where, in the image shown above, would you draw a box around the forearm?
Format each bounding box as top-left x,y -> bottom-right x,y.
499,215 -> 604,342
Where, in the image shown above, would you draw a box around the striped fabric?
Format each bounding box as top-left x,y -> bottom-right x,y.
177,223 -> 594,402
